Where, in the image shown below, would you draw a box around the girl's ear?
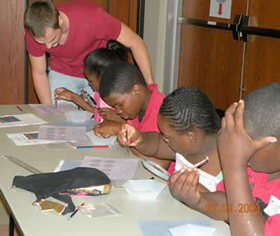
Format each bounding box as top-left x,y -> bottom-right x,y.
132,84 -> 141,96
187,131 -> 195,144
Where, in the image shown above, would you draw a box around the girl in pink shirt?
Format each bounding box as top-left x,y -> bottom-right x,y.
54,40 -> 128,123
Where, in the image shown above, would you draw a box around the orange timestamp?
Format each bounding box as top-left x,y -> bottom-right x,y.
206,203 -> 260,213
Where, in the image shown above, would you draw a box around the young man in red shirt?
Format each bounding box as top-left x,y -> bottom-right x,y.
24,1 -> 154,104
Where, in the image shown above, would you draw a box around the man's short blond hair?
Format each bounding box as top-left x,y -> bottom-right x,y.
24,1 -> 59,38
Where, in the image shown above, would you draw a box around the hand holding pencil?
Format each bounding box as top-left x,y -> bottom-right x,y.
168,156 -> 209,207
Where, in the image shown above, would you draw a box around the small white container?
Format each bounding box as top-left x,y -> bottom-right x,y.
64,110 -> 93,123
122,179 -> 167,200
169,224 -> 221,236
85,132 -> 116,145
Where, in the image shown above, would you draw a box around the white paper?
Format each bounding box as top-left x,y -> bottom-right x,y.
6,131 -> 65,146
29,104 -> 77,116
209,0 -> 232,19
175,153 -> 220,192
80,156 -> 139,180
264,195 -> 280,217
0,114 -> 47,128
38,125 -> 87,142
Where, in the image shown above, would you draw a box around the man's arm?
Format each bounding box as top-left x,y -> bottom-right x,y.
116,23 -> 154,84
29,54 -> 52,104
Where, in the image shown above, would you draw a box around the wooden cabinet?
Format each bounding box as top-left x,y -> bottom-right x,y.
178,0 -> 280,110
0,0 -> 26,104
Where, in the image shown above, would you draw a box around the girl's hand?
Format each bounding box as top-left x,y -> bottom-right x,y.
54,87 -> 75,101
117,123 -> 144,147
169,166 -> 202,207
93,120 -> 120,138
98,108 -> 124,122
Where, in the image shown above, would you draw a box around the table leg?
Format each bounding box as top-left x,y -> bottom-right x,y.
9,214 -> 14,236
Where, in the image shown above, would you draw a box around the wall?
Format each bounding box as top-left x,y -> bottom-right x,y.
143,0 -> 168,92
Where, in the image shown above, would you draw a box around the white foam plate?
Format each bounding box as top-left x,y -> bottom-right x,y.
122,179 -> 167,200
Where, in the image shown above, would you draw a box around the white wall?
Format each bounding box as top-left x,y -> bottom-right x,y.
143,0 -> 183,95
143,0 -> 168,92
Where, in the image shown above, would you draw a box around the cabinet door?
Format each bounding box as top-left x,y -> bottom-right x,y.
27,0 -> 138,104
0,0 -> 25,104
178,0 -> 280,110
242,1 -> 280,97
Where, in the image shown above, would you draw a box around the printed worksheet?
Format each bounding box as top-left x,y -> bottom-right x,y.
6,131 -> 64,146
0,114 -> 47,128
38,125 -> 87,141
29,104 -> 77,116
80,156 -> 139,180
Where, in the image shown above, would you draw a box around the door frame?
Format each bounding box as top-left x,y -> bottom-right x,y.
162,0 -> 183,95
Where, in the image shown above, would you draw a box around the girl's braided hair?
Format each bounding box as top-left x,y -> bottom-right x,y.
159,86 -> 221,134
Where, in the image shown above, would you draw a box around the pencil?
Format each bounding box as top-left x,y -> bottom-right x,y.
55,99 -> 58,109
73,145 -> 110,149
16,106 -> 23,112
68,202 -> 85,221
166,156 -> 209,185
193,156 -> 209,168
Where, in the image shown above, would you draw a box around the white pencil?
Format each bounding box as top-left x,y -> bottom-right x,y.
193,156 -> 209,168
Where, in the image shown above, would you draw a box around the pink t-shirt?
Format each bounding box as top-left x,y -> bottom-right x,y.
216,166 -> 280,236
92,92 -> 112,123
25,0 -> 121,78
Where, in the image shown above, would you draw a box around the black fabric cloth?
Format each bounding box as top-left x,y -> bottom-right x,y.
13,167 -> 111,215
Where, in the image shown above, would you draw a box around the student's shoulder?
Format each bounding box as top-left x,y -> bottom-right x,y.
148,84 -> 165,97
150,84 -> 166,104
247,166 -> 267,182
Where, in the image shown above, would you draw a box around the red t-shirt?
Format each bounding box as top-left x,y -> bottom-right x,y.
92,85 -> 165,126
128,84 -> 175,174
128,84 -> 165,133
216,166 -> 280,236
25,0 -> 121,78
